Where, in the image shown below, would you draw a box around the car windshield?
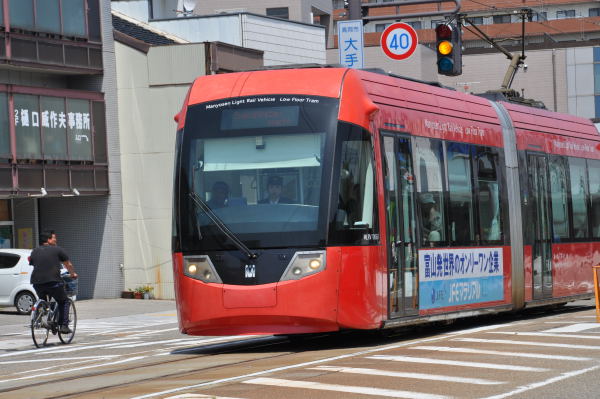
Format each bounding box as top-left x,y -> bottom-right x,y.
176,95 -> 339,251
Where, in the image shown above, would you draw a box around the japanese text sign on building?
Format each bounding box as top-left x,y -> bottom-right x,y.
338,20 -> 364,69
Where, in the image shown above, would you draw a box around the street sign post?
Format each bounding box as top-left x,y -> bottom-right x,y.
338,20 -> 364,69
380,22 -> 418,61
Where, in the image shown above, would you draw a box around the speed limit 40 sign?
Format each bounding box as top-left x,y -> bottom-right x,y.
381,22 -> 418,60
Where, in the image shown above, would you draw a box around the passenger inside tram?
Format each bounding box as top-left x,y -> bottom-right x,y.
421,193 -> 442,245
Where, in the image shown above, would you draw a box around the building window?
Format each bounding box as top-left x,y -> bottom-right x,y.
266,7 -> 289,20
590,8 -> 600,17
431,19 -> 445,28
468,16 -> 484,25
405,21 -> 422,30
9,0 -> 89,38
375,23 -> 389,32
493,15 -> 512,24
532,11 -> 547,21
594,48 -> 600,118
556,10 -> 576,19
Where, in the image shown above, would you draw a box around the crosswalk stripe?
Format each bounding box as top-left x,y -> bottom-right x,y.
542,323 -> 600,332
164,395 -> 245,399
243,377 -> 452,399
492,330 -> 600,338
410,346 -> 592,361
367,355 -> 548,371
455,337 -> 600,350
310,365 -> 504,385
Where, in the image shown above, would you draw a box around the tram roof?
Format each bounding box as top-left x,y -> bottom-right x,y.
182,67 -> 600,144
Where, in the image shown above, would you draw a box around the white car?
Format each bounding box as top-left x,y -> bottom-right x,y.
0,249 -> 75,314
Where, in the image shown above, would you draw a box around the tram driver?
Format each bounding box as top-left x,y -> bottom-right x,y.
207,181 -> 229,209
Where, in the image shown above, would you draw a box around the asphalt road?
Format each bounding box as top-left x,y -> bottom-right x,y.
1,299 -> 599,399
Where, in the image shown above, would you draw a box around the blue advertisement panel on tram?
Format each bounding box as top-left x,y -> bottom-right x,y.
418,247 -> 504,310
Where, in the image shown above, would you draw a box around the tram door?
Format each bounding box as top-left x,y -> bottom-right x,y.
383,134 -> 418,317
528,154 -> 553,299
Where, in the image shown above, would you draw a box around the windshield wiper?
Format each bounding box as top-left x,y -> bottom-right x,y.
189,192 -> 258,259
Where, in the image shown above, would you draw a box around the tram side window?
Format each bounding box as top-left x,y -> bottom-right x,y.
587,159 -> 600,238
414,137 -> 445,246
447,142 -> 475,244
330,124 -> 379,245
475,147 -> 502,242
569,157 -> 589,238
549,156 -> 570,240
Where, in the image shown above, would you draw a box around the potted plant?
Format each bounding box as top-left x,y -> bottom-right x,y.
133,286 -> 144,299
121,289 -> 134,299
141,284 -> 154,299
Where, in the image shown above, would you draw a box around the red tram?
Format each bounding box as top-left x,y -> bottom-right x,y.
172,67 -> 599,336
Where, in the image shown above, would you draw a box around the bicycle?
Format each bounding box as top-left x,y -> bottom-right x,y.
30,277 -> 78,348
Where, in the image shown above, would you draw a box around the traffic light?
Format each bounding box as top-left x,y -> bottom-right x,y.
435,23 -> 462,76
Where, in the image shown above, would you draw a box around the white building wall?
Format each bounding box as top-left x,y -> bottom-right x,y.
567,46 -> 596,119
150,14 -> 242,43
193,0 -> 332,24
242,14 -> 326,65
435,49 -> 568,113
111,0 -> 150,22
116,42 -> 204,299
149,14 -> 325,66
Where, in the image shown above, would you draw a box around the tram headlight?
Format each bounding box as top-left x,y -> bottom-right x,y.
183,256 -> 222,284
280,251 -> 326,281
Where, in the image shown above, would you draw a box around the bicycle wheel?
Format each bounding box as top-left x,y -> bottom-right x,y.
58,299 -> 77,344
31,300 -> 49,348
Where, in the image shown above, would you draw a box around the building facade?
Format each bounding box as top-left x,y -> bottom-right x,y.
0,1 -> 123,299
113,7 -> 268,298
111,0 -> 332,298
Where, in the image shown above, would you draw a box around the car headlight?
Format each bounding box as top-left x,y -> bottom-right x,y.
183,256 -> 222,284
280,250 -> 326,281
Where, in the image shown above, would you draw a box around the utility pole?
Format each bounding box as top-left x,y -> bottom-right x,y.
346,0 -> 362,20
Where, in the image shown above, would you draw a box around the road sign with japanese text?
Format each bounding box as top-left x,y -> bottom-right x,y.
338,20 -> 364,69
381,22 -> 418,61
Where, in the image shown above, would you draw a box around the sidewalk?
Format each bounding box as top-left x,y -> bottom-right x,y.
0,298 -> 176,329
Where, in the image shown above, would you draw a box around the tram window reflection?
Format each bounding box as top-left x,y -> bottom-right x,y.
588,159 -> 600,238
447,142 -> 474,243
549,157 -> 570,240
476,148 -> 502,242
414,137 -> 445,246
568,157 -> 589,238
330,123 -> 379,246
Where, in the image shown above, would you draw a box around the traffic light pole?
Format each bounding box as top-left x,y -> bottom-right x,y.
462,9 -> 531,90
347,0 -> 362,20
361,0 -> 461,22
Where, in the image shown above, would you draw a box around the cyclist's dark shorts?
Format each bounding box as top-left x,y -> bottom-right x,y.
33,282 -> 68,303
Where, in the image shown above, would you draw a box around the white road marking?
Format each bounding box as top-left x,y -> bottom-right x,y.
243,377 -> 452,399
129,322 -> 518,399
0,341 -> 143,358
0,356 -> 145,383
0,355 -> 119,364
455,337 -> 600,350
310,365 -> 504,385
165,395 -> 244,399
409,346 -> 592,361
492,331 -> 600,339
367,355 -> 548,372
480,365 -> 600,399
541,323 -> 600,333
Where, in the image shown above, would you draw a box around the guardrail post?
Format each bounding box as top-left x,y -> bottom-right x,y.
594,266 -> 600,323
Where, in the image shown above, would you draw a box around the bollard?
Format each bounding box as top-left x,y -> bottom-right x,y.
594,266 -> 600,323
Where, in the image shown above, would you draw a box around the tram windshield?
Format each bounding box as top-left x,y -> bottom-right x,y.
175,95 -> 338,251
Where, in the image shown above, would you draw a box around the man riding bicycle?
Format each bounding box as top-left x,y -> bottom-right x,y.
30,231 -> 78,334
